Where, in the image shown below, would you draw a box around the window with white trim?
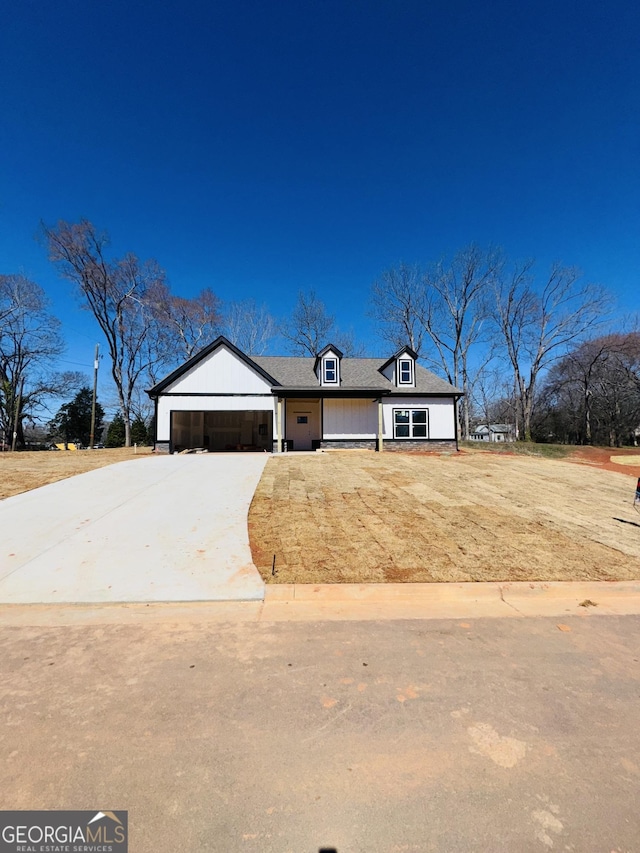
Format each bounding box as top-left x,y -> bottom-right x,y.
398,358 -> 413,385
323,357 -> 338,384
393,408 -> 429,438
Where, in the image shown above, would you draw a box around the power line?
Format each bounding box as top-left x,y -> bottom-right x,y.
57,359 -> 93,368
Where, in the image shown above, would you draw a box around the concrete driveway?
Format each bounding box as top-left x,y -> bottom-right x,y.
0,454 -> 268,603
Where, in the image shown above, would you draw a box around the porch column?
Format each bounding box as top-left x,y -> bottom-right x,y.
377,398 -> 384,452
277,397 -> 283,453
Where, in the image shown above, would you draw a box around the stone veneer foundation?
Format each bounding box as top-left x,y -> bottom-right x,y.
156,439 -> 458,453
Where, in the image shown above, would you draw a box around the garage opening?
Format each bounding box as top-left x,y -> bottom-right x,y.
171,411 -> 273,453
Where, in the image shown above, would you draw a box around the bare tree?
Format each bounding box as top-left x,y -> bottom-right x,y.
493,262 -> 612,441
471,364 -> 519,436
0,274 -> 76,447
620,326 -> 640,394
370,263 -> 427,355
224,299 -> 277,355
372,246 -> 500,438
544,338 -> 611,443
281,290 -> 335,356
44,220 -> 168,446
152,286 -> 223,361
540,333 -> 640,446
420,246 -> 500,438
333,329 -> 366,357
599,333 -> 640,445
281,290 -> 364,356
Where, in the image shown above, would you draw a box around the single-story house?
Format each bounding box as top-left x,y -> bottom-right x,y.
469,423 -> 516,442
146,336 -> 463,453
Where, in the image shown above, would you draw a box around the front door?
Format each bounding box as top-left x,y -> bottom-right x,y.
285,400 -> 320,450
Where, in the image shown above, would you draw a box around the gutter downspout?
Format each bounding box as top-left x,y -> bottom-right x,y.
454,395 -> 460,452
377,398 -> 384,452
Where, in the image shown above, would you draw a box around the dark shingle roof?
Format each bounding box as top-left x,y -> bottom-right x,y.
252,356 -> 461,395
146,336 -> 463,397
473,423 -> 513,433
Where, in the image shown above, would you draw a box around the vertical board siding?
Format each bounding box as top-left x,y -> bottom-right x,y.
165,345 -> 273,394
323,399 -> 378,439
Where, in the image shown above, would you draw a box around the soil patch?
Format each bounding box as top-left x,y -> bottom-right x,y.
566,445 -> 640,478
0,447 -> 154,499
249,452 -> 640,584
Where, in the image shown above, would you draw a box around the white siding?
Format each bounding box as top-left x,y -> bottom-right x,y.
382,396 -> 456,439
165,345 -> 273,394
381,356 -> 415,387
380,362 -> 395,383
157,395 -> 276,441
323,399 -> 378,439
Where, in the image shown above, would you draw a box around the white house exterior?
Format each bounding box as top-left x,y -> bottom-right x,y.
147,337 -> 463,453
469,423 -> 516,442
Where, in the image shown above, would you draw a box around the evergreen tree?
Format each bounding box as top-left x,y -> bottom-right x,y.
105,412 -> 126,447
130,417 -> 150,445
49,387 -> 104,447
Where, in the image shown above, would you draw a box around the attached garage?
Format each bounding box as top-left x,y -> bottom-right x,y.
147,337 -> 462,454
171,410 -> 272,453
147,339 -> 279,454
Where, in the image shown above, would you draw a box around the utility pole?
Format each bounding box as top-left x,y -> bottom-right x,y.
89,343 -> 99,449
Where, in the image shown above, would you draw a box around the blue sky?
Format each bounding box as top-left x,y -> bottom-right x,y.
1,0 -> 639,409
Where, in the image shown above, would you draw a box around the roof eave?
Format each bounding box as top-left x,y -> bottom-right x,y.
273,387 -> 391,398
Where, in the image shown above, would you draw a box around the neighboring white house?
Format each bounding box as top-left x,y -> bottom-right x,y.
146,337 -> 463,453
469,423 -> 516,442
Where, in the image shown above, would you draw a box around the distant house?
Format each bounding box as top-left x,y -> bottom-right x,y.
146,336 -> 463,453
470,423 -> 516,443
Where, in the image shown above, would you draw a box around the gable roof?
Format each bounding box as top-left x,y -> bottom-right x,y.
315,343 -> 344,359
313,343 -> 344,372
473,423 -> 513,433
146,336 -> 279,396
379,346 -> 420,373
146,337 -> 463,398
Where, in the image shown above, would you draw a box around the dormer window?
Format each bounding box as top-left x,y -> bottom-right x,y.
398,358 -> 413,385
324,358 -> 337,384
315,344 -> 343,386
378,346 -> 418,387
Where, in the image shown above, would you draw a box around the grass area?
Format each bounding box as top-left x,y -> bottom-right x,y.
460,440 -> 572,459
0,446 -> 154,500
249,451 -> 640,584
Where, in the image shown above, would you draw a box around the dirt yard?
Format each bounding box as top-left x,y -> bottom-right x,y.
249,449 -> 640,584
0,447 -> 154,499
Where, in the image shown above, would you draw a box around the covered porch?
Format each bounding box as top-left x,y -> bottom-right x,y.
274,394 -> 385,452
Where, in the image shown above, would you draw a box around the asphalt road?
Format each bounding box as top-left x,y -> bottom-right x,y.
2,613 -> 640,852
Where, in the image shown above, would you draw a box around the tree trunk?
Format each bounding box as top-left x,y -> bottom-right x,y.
522,392 -> 533,442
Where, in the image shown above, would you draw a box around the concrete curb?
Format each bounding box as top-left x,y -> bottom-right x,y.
1,580 -> 640,626
259,580 -> 640,621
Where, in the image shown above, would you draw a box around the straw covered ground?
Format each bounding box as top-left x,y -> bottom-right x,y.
0,447 -> 153,500
249,448 -> 640,584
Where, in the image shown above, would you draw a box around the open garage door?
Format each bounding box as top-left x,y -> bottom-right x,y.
171,410 -> 272,453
